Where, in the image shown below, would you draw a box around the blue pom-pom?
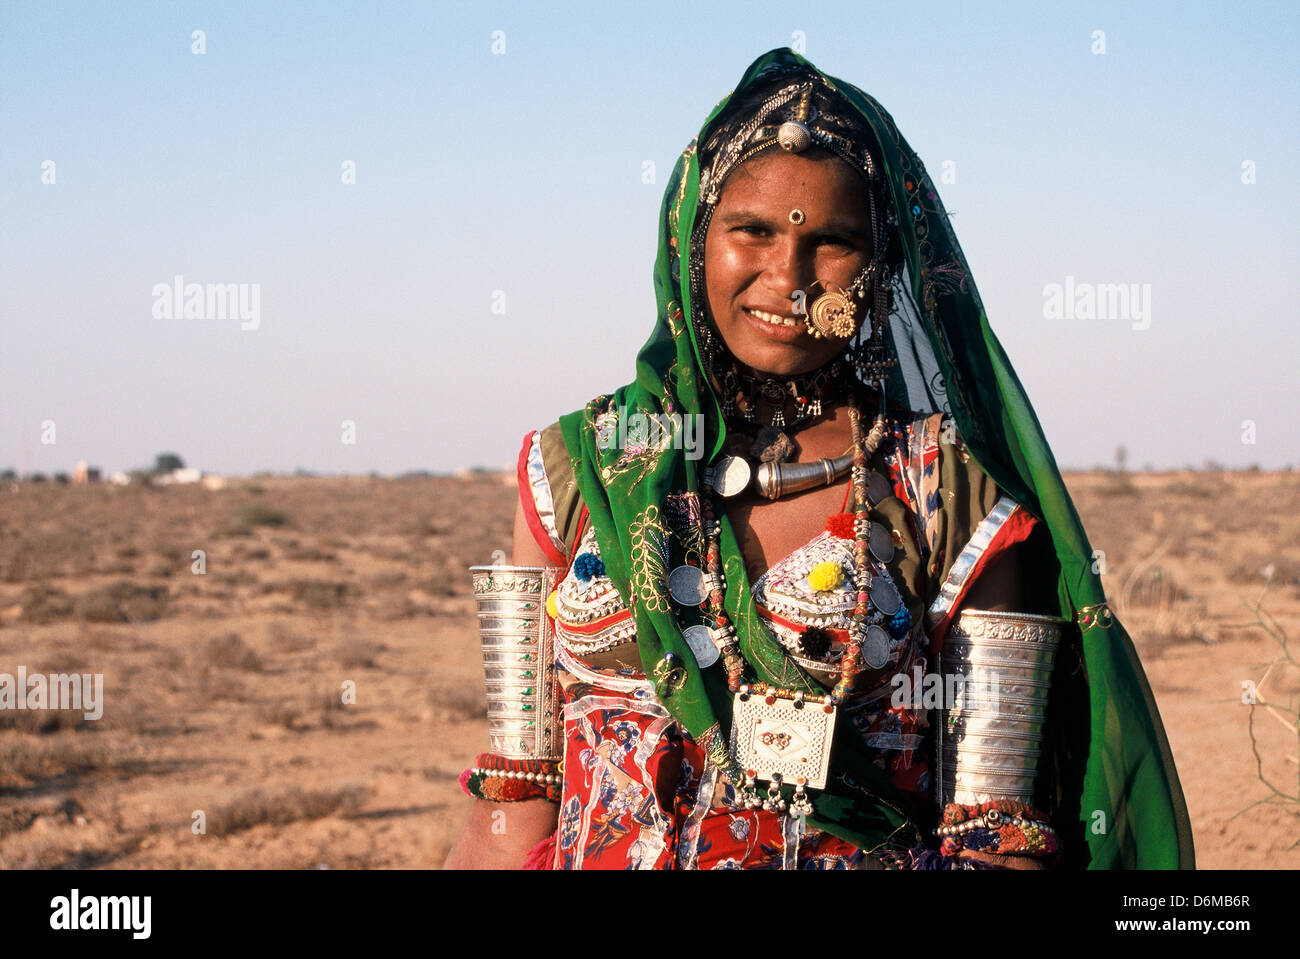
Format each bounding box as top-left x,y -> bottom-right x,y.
573,552 -> 605,582
887,605 -> 912,639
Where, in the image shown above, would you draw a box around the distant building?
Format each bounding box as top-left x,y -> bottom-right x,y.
72,460 -> 102,484
156,467 -> 202,485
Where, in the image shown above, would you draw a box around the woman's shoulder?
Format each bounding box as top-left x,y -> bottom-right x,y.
517,420 -> 585,565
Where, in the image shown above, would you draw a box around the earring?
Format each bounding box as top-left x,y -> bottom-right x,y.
847,264 -> 900,384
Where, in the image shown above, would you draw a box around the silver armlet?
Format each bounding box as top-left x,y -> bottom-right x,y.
469,565 -> 563,761
934,609 -> 1066,808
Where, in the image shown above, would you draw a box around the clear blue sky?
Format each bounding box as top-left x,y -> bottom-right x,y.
2,0 -> 1297,475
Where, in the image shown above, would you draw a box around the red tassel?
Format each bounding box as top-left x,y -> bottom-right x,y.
826,512 -> 856,540
522,832 -> 557,870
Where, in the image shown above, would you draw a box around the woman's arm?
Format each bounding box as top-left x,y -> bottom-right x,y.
442,497 -> 561,869
945,539 -> 1053,869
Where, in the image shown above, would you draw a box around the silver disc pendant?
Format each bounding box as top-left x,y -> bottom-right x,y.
682,625 -> 720,668
866,472 -> 892,505
869,578 -> 902,616
868,522 -> 895,564
863,625 -> 891,669
709,455 -> 752,497
668,565 -> 708,606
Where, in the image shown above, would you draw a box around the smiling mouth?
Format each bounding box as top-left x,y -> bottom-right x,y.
743,307 -> 800,329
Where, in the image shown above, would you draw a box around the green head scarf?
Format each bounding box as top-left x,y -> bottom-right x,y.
557,48 -> 1194,868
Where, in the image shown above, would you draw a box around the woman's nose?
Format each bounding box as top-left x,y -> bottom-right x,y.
764,237 -> 814,302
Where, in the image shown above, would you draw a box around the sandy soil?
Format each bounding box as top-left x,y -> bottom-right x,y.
0,470 -> 1296,868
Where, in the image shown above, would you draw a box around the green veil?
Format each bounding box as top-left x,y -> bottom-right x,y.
557,48 -> 1194,868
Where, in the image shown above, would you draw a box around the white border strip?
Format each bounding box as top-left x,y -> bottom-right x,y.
526,430 -> 568,560
926,495 -> 1020,625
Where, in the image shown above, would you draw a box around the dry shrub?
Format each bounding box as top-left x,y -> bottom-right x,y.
0,805 -> 40,833
267,620 -> 316,653
283,544 -> 337,563
367,569 -> 408,589
0,542 -> 34,583
152,647 -> 184,670
1163,472 -> 1234,500
0,708 -> 87,734
257,700 -> 303,730
218,567 -> 261,588
0,736 -> 113,790
1125,567 -> 1184,609
144,560 -> 173,578
17,584 -> 74,624
150,646 -> 187,693
241,546 -> 271,561
76,580 -> 169,623
319,684 -> 349,727
1119,564 -> 1211,656
238,503 -> 290,528
1227,555 -> 1300,589
207,784 -> 369,836
336,639 -> 384,669
36,646 -> 92,674
195,669 -> 248,702
201,632 -> 262,671
428,680 -> 487,720
1098,474 -> 1139,497
82,627 -> 137,652
421,574 -> 459,598
287,579 -> 350,609
373,592 -> 422,621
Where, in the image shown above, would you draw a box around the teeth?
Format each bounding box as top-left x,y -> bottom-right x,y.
746,308 -> 798,328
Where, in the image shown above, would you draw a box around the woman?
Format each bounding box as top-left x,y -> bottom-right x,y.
445,48 -> 1194,870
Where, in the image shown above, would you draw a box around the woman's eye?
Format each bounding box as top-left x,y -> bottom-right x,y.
735,225 -> 768,236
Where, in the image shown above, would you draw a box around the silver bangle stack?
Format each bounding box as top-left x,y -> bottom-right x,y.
469,564 -> 563,761
935,608 -> 1066,808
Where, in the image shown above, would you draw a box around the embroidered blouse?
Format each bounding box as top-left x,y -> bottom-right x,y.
513,411 -> 1040,869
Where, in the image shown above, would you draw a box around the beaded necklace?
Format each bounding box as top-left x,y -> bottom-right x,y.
692,394 -> 899,815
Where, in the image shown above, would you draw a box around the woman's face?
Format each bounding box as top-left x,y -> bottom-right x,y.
703,148 -> 874,378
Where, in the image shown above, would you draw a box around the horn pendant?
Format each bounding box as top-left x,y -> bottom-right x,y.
755,452 -> 853,500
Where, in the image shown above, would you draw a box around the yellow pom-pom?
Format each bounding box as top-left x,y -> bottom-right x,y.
807,561 -> 844,592
545,589 -> 559,619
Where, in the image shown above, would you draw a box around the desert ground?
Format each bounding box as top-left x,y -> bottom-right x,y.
1,470 -> 1297,869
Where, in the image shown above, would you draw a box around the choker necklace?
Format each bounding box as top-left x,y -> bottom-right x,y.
717,358 -> 848,430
